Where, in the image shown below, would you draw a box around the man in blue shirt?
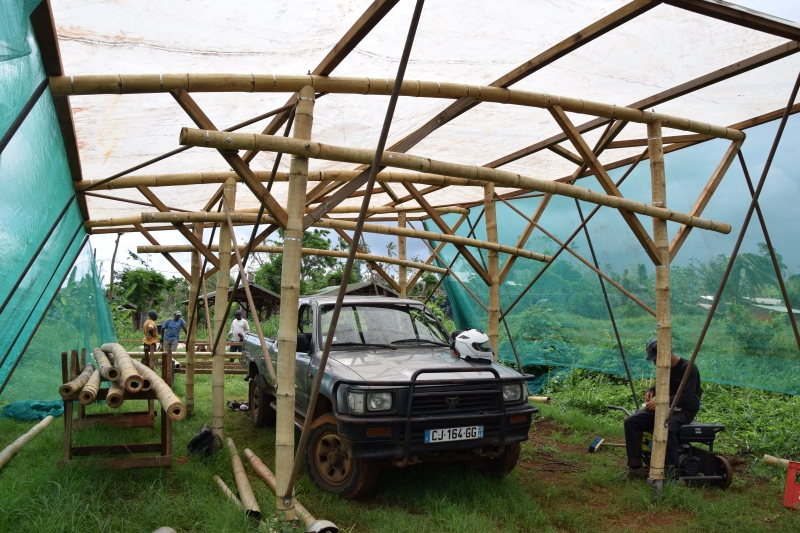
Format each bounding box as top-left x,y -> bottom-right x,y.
161,311 -> 188,357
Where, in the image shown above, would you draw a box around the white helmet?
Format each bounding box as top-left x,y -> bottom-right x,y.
452,329 -> 493,362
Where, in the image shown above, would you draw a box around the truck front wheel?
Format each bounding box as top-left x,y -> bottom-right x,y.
249,374 -> 276,428
305,414 -> 379,499
470,442 -> 521,477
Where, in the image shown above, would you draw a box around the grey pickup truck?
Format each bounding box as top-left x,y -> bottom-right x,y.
241,295 -> 536,498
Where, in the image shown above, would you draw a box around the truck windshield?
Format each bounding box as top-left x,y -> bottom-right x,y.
320,304 -> 450,348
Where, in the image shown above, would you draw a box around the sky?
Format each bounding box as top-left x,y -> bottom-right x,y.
88,0 -> 800,286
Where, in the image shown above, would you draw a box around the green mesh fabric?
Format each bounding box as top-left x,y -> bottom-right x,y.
0,13 -> 117,400
428,114 -> 800,396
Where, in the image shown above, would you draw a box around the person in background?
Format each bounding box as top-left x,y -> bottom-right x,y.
229,309 -> 250,356
142,310 -> 158,366
161,310 -> 188,360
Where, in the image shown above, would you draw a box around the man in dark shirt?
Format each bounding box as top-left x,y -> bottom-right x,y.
624,339 -> 702,479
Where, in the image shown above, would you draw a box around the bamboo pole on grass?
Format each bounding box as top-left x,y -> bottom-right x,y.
91,347 -> 120,381
106,380 -> 125,408
213,475 -> 243,507
79,369 -> 101,405
132,360 -> 187,420
212,178 -> 236,444
0,415 -> 54,470
185,223 -> 202,412
275,85 -> 315,520
398,212 -> 407,298
227,438 -> 261,519
101,343 -> 143,392
484,183 -> 500,358
647,119 -> 670,492
59,363 -> 95,398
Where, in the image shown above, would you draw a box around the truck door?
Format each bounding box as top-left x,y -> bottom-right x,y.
295,304 -> 313,408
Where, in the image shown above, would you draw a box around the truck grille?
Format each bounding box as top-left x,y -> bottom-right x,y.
409,384 -> 500,416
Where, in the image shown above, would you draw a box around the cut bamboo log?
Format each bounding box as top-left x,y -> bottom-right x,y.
0,415 -> 54,470
59,363 -> 95,398
136,244 -> 447,274
101,343 -> 143,393
49,74 -> 743,140
132,360 -> 187,421
92,347 -> 120,381
79,369 -> 102,405
244,448 -> 317,528
528,396 -> 551,404
106,380 -> 125,408
226,438 -> 261,519
177,128 -> 732,234
213,474 -> 244,508
763,454 -> 791,468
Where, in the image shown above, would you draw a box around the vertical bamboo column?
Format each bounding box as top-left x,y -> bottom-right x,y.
275,85 -> 315,520
484,183 -> 500,358
212,178 -> 236,444
398,212 -> 407,298
185,223 -> 202,413
647,119 -> 670,491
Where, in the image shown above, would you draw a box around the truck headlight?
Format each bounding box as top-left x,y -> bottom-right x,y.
347,391 -> 365,414
502,384 -> 522,402
367,392 -> 392,411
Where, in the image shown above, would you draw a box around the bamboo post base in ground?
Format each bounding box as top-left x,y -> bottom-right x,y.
0,415 -> 54,470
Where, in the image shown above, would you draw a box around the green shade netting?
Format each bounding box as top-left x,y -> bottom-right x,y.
0,11 -> 117,401
428,114 -> 800,396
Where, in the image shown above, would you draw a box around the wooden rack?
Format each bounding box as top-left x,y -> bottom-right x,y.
61,349 -> 172,469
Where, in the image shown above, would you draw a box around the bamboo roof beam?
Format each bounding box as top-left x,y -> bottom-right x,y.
406,213 -> 468,293
137,244 -> 447,274
133,223 -> 191,281
51,75 -> 743,141
177,128 -> 732,234
331,229 -> 402,293
663,0 -> 800,41
607,134 -> 713,148
498,194 -> 552,283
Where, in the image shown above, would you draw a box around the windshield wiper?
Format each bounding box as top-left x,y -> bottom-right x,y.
331,342 -> 396,350
391,338 -> 450,347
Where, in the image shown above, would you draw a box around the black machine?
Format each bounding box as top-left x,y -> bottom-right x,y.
608,405 -> 732,488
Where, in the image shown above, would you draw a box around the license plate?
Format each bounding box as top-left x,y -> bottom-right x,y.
424,425 -> 483,443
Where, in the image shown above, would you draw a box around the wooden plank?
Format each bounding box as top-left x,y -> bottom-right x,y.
664,0 -> 800,41
70,443 -> 162,456
607,134 -> 712,148
65,455 -> 172,469
547,145 -> 583,165
549,105 -> 661,264
401,183 -> 491,285
242,0 -> 400,163
669,139 -> 743,261
72,413 -> 155,430
169,89 -> 289,228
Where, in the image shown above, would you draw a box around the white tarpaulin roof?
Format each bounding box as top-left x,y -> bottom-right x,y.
51,0 -> 800,221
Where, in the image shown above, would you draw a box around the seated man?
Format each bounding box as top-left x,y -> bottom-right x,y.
624,339 -> 702,479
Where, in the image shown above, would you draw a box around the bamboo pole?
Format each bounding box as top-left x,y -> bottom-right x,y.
223,198 -> 278,387
212,178 -> 236,444
185,223 -> 202,412
177,128 -> 732,234
275,85 -> 315,520
763,454 -> 791,468
122,212 -> 552,262
50,74 -> 743,140
59,363 -> 95,398
243,448 -> 317,527
226,438 -> 261,519
528,396 -> 551,403
91,347 -> 119,381
132,360 -> 187,421
101,343 -> 143,393
202,275 -> 214,347
213,475 -> 244,508
79,369 -> 101,405
484,183 -> 500,358
106,380 -> 125,408
136,244 -> 447,274
0,415 -> 54,470
647,119 -> 670,492
398,212 -> 407,298
72,169 -> 489,192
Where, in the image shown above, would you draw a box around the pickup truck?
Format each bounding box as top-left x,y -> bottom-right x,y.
241,295 -> 536,498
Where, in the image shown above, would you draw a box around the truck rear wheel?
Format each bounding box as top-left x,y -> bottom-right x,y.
305,414 -> 379,499
471,442 -> 521,477
249,374 -> 276,428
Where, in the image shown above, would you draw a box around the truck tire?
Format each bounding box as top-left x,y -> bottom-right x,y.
305,414 -> 379,499
471,442 -> 521,478
249,374 -> 276,428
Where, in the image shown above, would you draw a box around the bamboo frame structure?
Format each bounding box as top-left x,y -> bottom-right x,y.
398,212 -> 407,298
484,184 -> 500,357
0,415 -> 54,470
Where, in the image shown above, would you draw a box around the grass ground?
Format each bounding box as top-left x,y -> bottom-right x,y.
1,371 -> 799,532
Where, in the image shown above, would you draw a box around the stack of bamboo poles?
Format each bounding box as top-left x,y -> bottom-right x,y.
213,439 -> 336,532
58,344 -> 186,421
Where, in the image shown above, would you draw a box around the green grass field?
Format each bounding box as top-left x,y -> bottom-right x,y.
1,369 -> 800,532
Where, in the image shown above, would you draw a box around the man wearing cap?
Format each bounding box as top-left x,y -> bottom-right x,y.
142,310 -> 159,366
228,309 -> 250,354
624,339 -> 702,480
161,311 -> 188,359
